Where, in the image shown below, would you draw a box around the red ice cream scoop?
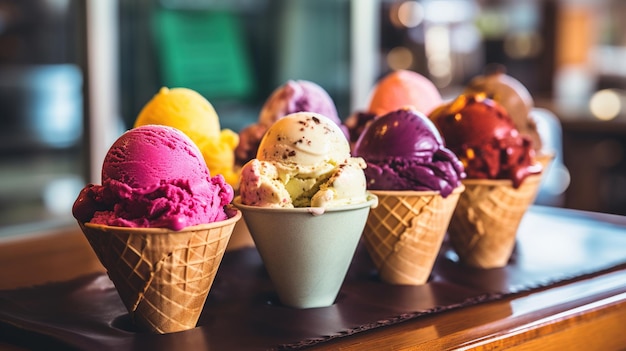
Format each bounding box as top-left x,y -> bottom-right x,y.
429,94 -> 541,188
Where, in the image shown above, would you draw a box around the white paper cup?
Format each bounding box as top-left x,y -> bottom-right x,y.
233,194 -> 378,308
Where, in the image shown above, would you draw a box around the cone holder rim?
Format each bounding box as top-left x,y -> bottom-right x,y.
232,193 -> 378,214
461,173 -> 543,186
369,185 -> 465,197
82,208 -> 242,234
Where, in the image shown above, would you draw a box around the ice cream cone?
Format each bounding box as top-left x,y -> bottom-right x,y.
79,210 -> 241,334
448,174 -> 542,268
362,186 -> 464,285
233,195 -> 378,309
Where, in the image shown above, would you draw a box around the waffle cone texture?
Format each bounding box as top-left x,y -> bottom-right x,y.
448,174 -> 542,268
79,210 -> 241,334
362,186 -> 464,285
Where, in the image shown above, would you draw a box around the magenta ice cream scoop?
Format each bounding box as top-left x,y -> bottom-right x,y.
354,108 -> 465,197
72,125 -> 234,230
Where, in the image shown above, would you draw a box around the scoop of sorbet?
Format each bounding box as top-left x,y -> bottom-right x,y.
430,94 -> 542,187
72,125 -> 234,230
354,108 -> 464,197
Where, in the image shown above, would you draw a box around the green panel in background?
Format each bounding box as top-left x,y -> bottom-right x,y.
152,9 -> 255,101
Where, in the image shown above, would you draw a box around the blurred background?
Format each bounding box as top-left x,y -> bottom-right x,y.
0,0 -> 625,237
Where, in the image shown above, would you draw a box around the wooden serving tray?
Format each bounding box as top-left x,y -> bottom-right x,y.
0,206 -> 625,350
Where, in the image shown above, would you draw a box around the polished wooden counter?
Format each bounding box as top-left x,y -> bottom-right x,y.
0,223 -> 625,350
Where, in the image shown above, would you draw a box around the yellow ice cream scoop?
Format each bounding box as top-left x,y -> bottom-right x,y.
195,129 -> 240,187
135,87 -> 240,187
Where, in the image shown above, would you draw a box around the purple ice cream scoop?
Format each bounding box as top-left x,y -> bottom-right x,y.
235,80 -> 347,166
258,80 -> 341,127
353,108 -> 465,197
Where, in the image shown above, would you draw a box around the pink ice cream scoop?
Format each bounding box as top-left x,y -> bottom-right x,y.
235,80 -> 346,166
345,69 -> 442,146
72,125 -> 234,230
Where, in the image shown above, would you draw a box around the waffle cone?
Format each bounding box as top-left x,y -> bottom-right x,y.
79,210 -> 241,334
362,186 -> 464,285
448,174 -> 542,268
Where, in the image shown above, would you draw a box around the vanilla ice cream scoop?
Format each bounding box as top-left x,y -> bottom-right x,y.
240,112 -> 367,208
257,112 -> 351,176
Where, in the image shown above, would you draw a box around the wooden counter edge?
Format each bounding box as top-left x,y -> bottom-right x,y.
309,271 -> 626,351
